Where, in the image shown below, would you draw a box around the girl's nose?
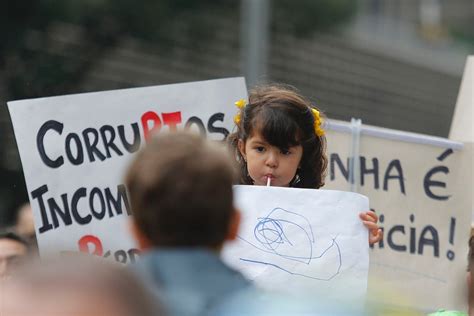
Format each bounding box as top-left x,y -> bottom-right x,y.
265,152 -> 278,168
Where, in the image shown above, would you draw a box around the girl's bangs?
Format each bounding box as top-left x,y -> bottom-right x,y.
253,106 -> 302,149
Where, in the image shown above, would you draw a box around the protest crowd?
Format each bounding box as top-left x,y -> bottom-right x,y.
0,2 -> 473,314
1,79 -> 473,315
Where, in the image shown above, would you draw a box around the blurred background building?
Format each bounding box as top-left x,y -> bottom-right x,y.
0,0 -> 472,226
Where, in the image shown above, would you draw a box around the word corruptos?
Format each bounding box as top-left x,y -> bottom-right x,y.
36,111 -> 229,168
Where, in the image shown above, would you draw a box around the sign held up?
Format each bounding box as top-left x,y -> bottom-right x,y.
8,77 -> 248,261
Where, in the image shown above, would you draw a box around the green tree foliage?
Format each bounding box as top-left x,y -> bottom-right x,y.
0,0 -> 356,100
273,0 -> 357,36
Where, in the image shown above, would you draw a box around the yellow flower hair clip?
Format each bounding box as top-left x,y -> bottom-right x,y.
311,108 -> 325,136
234,99 -> 247,125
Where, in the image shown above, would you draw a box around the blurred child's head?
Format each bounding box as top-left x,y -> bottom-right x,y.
229,84 -> 327,188
126,132 -> 239,250
3,256 -> 162,316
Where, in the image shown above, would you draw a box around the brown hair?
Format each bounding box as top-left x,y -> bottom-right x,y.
125,132 -> 237,248
228,84 -> 328,188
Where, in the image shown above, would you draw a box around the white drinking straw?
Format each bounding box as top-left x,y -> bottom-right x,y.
266,176 -> 271,187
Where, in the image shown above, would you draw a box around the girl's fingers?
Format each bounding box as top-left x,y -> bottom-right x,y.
359,211 -> 378,223
369,229 -> 383,245
365,210 -> 378,221
360,211 -> 383,245
362,221 -> 379,230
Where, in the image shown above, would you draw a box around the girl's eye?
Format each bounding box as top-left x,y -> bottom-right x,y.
255,146 -> 265,153
281,149 -> 291,155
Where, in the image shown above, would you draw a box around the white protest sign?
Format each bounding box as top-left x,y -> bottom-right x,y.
450,56 -> 473,144
7,77 -> 247,261
223,186 -> 369,304
324,122 -> 471,312
449,56 -> 474,222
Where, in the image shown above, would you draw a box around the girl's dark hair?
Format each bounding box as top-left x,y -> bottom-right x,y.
228,84 -> 328,188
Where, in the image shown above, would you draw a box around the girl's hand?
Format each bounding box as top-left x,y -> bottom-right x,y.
359,210 -> 383,245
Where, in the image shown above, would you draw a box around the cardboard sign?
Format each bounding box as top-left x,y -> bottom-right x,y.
223,186 -> 369,306
324,124 -> 471,311
7,77 -> 247,261
450,56 -> 473,144
449,56 -> 474,223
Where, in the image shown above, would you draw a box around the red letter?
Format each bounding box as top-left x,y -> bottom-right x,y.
141,111 -> 162,141
162,111 -> 182,132
78,235 -> 103,256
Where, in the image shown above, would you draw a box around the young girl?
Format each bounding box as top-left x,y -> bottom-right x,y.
228,84 -> 382,245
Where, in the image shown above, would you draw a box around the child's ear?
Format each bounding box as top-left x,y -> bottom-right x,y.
226,207 -> 241,241
129,220 -> 152,250
237,139 -> 247,161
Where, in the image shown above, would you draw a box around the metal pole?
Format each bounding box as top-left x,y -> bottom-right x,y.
349,118 -> 362,192
240,0 -> 270,87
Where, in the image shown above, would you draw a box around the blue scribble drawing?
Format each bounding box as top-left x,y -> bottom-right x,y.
239,207 -> 342,281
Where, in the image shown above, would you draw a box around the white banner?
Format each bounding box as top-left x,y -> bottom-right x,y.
7,77 -> 247,262
223,186 -> 369,306
324,123 -> 471,312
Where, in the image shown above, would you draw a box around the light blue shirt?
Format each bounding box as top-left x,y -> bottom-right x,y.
132,248 -> 252,316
